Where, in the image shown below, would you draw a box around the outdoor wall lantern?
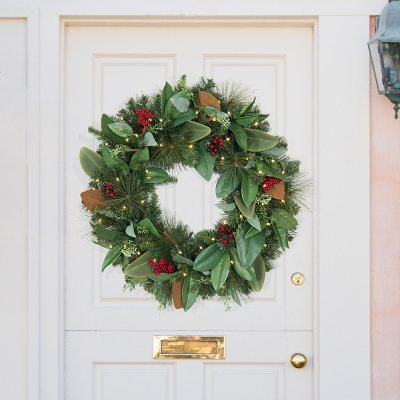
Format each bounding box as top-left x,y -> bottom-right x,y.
369,0 -> 400,118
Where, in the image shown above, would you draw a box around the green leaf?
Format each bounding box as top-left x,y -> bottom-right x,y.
215,167 -> 240,198
262,146 -> 287,157
230,248 -> 256,281
247,214 -> 262,231
271,209 -> 298,230
181,121 -> 211,143
211,252 -> 231,291
102,245 -> 122,271
272,221 -> 289,250
182,272 -> 199,311
101,114 -> 126,144
161,82 -> 174,115
241,171 -> 259,207
129,147 -> 149,170
236,225 -> 264,267
204,105 -> 228,119
107,122 -> 132,138
79,147 -> 105,177
142,132 -> 158,147
249,255 -> 266,292
148,271 -> 181,282
124,250 -> 154,278
90,223 -> 126,241
165,91 -> 190,119
172,254 -> 194,266
244,226 -> 261,239
195,150 -> 216,181
125,221 -> 136,238
233,194 -> 255,220
257,163 -> 286,181
240,97 -> 256,115
137,218 -> 161,238
216,202 -> 236,212
244,128 -> 279,152
144,167 -> 170,183
229,121 -> 248,152
193,243 -> 224,272
172,109 -> 197,127
101,146 -> 130,175
234,114 -> 258,126
228,287 -> 241,305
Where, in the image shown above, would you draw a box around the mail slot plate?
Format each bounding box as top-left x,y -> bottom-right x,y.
153,336 -> 225,360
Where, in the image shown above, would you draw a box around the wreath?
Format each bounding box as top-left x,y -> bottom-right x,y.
79,76 -> 307,310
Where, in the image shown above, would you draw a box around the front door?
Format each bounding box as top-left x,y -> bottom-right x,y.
64,20 -> 314,399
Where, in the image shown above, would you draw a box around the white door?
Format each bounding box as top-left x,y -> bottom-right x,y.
64,21 -> 314,400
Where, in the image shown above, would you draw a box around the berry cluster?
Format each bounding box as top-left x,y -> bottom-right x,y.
149,258 -> 175,275
208,135 -> 224,156
101,181 -> 118,198
135,108 -> 154,132
262,176 -> 281,192
217,224 -> 235,247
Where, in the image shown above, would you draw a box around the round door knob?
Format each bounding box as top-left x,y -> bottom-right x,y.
290,353 -> 307,369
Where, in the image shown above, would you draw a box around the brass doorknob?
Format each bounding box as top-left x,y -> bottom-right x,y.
290,353 -> 307,368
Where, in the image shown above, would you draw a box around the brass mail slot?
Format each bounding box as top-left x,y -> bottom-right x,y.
153,336 -> 225,360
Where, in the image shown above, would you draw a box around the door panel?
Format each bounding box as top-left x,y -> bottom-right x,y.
64,23 -> 314,399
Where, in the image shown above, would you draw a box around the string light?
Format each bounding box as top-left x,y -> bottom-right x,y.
134,134 -> 139,138
160,143 -> 163,147
178,250 -> 183,254
116,177 -> 120,182
140,200 -> 145,204
258,170 -> 263,175
264,244 -> 267,248
211,237 -> 216,241
212,117 -> 217,122
227,111 -> 231,116
239,214 -> 244,219
281,200 -> 285,203
271,159 -> 276,163
183,272 -> 188,277
254,121 -> 259,126
159,118 -> 163,122
226,137 -> 230,141
105,142 -> 109,146
137,251 -> 141,255
95,178 -> 100,182
109,244 -> 113,249
98,218 -> 102,223
199,246 -> 203,250
195,111 -> 199,115
125,138 -> 129,142
266,222 -> 271,226
230,260 -> 234,265
122,205 -> 127,210
123,244 -> 127,249
188,144 -> 194,148
221,156 -> 225,160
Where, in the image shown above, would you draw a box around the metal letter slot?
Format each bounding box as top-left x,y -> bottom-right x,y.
153,336 -> 225,360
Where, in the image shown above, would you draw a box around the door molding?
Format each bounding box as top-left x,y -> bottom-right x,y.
30,16 -> 370,400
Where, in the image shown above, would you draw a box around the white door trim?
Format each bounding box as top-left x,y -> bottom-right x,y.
28,15 -> 370,400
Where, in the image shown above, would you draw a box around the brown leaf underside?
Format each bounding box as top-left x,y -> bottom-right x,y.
172,280 -> 183,309
80,189 -> 106,212
266,181 -> 285,200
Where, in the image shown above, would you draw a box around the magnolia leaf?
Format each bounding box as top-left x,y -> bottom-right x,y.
241,171 -> 259,207
249,255 -> 266,292
80,189 -> 105,212
247,214 -> 262,231
193,243 -> 224,272
195,149 -> 216,181
172,109 -> 197,127
101,114 -> 126,144
165,91 -> 190,119
204,105 -> 228,119
182,271 -> 199,311
236,224 -> 264,267
124,250 -> 154,278
211,252 -> 231,291
272,221 -> 289,250
233,194 -> 255,220
142,132 -> 158,147
90,222 -> 126,241
262,146 -> 288,157
197,91 -> 221,109
230,248 -> 256,281
229,121 -> 248,152
271,209 -> 298,230
266,181 -> 285,200
102,146 -> 130,175
216,202 -> 236,212
215,167 -> 240,198
244,128 -> 279,152
172,254 -> 194,266
137,218 -> 161,238
125,221 -> 136,238
228,287 -> 242,305
234,114 -> 258,126
161,82 -> 174,115
102,245 -> 122,271
107,122 -> 132,138
129,147 -> 149,170
239,97 -> 256,115
79,147 -> 104,177
181,121 -> 211,143
148,271 -> 181,282
144,167 -> 170,184
244,226 -> 261,239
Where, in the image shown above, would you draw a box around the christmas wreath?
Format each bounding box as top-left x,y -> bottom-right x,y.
79,76 -> 307,310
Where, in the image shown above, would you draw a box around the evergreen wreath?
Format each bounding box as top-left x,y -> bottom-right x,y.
79,76 -> 308,311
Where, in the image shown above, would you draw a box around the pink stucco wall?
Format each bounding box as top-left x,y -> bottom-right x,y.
370,17 -> 400,400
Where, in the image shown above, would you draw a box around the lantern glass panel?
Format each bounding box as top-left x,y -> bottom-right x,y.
368,40 -> 385,94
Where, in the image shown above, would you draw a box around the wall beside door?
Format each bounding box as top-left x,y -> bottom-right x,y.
370,17 -> 400,400
0,18 -> 28,400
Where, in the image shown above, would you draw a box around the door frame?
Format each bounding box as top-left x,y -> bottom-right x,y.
26,15 -> 370,400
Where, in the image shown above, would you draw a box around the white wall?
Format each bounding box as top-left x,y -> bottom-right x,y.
0,18 -> 27,400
